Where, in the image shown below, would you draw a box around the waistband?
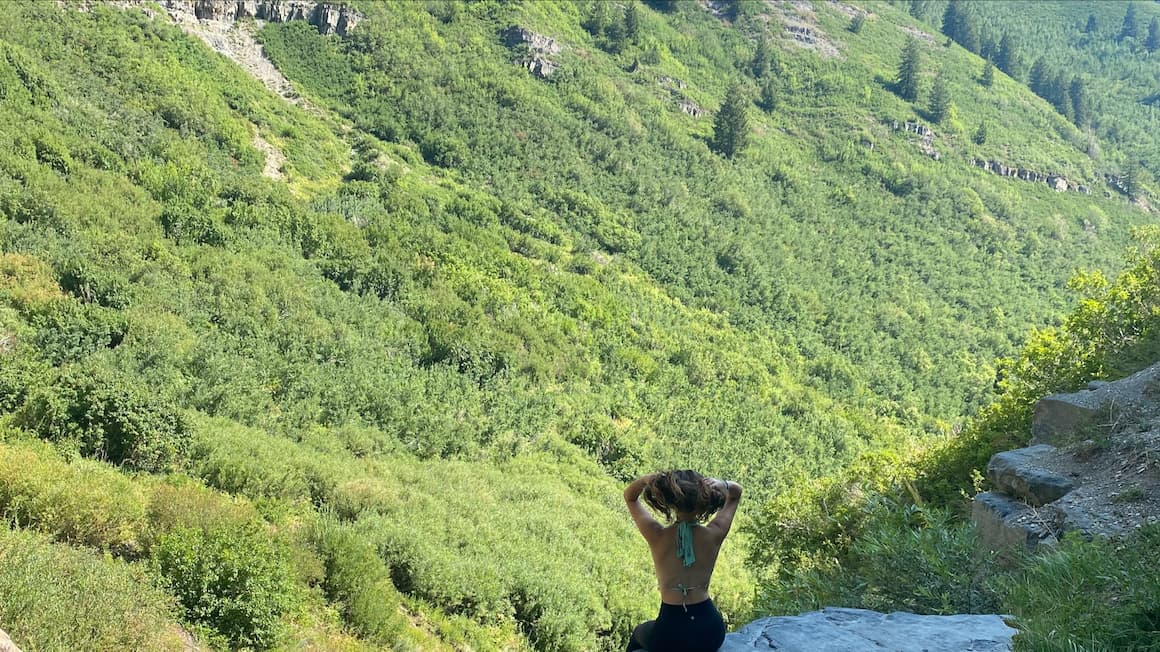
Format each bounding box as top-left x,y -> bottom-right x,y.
658,597 -> 716,616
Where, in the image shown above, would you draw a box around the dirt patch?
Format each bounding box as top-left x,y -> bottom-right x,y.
900,24 -> 938,46
252,129 -> 286,180
766,0 -> 842,58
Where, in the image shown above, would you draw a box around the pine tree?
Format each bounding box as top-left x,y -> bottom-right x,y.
1125,159 -> 1144,199
1120,3 -> 1139,41
941,0 -> 962,41
751,38 -> 772,78
981,59 -> 995,87
973,120 -> 988,145
996,32 -> 1019,78
625,2 -> 642,45
712,84 -> 750,158
958,18 -> 981,54
929,72 -> 951,122
759,77 -> 779,112
1146,17 -> 1160,52
1069,77 -> 1089,127
897,37 -> 922,101
1028,58 -> 1048,95
1084,14 -> 1098,34
1048,72 -> 1071,119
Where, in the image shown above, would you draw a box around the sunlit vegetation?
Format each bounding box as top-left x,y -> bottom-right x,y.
1,0 -> 1158,649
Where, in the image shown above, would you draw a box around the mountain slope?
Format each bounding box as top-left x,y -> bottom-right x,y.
0,0 -> 1155,649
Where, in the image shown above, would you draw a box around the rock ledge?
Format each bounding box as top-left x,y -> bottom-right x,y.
718,608 -> 1016,651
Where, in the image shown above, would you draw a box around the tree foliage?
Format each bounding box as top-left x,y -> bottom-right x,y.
712,84 -> 750,158
896,37 -> 922,101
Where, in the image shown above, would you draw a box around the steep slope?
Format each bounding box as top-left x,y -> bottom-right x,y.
0,0 -> 1155,650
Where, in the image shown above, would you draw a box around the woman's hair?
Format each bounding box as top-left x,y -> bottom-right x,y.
643,469 -> 726,522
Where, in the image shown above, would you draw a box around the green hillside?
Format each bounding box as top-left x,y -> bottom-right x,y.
905,0 -> 1160,190
0,0 -> 1156,649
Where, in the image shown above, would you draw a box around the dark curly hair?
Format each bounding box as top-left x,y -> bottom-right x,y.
643,469 -> 727,522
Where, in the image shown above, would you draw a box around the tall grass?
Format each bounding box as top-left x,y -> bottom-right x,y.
0,525 -> 184,651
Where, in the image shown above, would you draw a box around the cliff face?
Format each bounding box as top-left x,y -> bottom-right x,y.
170,0 -> 361,35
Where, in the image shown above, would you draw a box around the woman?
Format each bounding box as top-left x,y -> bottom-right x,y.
623,469 -> 742,652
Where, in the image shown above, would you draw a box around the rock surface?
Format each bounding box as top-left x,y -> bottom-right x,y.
502,26 -> 563,79
987,445 -> 1075,506
108,0 -> 362,35
974,360 -> 1160,550
0,627 -> 22,652
717,608 -> 1017,652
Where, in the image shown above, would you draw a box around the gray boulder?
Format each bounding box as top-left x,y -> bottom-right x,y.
718,608 -> 1017,651
972,492 -> 1060,551
986,445 -> 1075,506
1032,360 -> 1160,445
1031,392 -> 1105,446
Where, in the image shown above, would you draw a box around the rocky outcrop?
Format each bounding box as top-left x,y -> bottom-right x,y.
156,0 -> 362,35
784,24 -> 817,45
970,158 -> 1090,195
678,100 -> 706,118
502,26 -> 563,79
0,628 -> 22,652
717,608 -> 1017,651
892,120 -> 940,159
973,360 -> 1160,551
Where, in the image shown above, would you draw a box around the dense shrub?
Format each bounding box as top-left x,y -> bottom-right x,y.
1000,525 -> 1160,652
152,525 -> 298,649
0,441 -> 148,555
307,516 -> 409,644
14,364 -> 190,471
0,525 -> 183,651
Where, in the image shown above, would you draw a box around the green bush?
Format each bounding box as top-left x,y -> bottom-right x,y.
307,516 -> 409,644
14,363 -> 190,472
0,525 -> 183,651
152,525 -> 298,649
0,441 -> 148,555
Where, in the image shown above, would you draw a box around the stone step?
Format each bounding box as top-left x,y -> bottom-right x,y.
986,445 -> 1076,506
972,492 -> 1062,551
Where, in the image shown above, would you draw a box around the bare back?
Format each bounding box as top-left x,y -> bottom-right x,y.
647,522 -> 723,605
624,476 -> 742,606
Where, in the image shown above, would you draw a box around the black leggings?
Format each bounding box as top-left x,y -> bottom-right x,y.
626,599 -> 725,652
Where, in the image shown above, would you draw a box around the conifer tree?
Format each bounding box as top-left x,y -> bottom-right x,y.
1028,58 -> 1048,95
1069,77 -> 1089,127
958,19 -> 981,54
1084,13 -> 1098,34
1120,3 -> 1139,41
1048,72 -> 1071,119
1125,159 -> 1144,199
941,0 -> 962,41
625,2 -> 642,45
759,77 -> 779,112
751,38 -> 772,78
929,72 -> 951,122
712,84 -> 750,158
973,120 -> 988,145
1147,17 -> 1160,53
996,32 -> 1019,78
981,60 -> 994,87
896,37 -> 922,101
